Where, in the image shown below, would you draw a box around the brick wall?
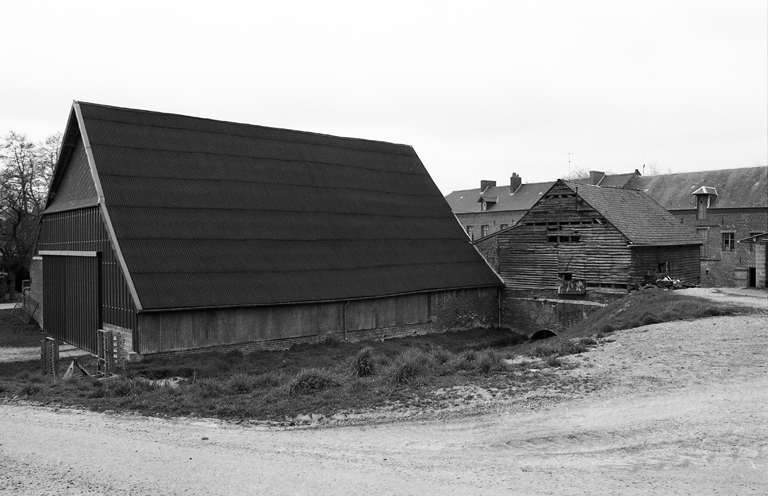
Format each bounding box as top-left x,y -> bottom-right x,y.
455,211 -> 525,241
673,208 -> 768,287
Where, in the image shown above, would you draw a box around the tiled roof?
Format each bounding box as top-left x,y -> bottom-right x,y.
55,102 -> 502,310
445,181 -> 556,214
446,172 -> 640,214
626,167 -> 767,210
564,181 -> 703,246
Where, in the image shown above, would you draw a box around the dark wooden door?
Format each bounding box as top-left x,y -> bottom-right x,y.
42,255 -> 101,353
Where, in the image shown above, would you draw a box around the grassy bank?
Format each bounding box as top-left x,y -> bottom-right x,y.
0,288 -> 761,423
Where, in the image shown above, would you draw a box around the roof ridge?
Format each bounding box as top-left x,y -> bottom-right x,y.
75,100 -> 415,150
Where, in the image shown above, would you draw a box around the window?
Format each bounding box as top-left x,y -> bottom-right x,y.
697,228 -> 708,259
480,225 -> 489,237
500,224 -> 508,230
466,225 -> 474,240
547,235 -> 581,243
480,201 -> 487,211
722,232 -> 735,251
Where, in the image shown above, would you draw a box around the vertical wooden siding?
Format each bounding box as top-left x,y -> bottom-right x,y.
42,255 -> 100,352
38,207 -> 137,343
137,293 -> 431,354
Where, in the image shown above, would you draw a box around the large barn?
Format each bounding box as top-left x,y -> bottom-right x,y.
36,102 -> 502,358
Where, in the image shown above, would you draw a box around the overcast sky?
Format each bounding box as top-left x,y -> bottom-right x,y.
2,1 -> 766,194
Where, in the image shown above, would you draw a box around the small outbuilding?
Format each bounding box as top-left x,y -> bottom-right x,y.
496,180 -> 703,299
36,102 -> 502,357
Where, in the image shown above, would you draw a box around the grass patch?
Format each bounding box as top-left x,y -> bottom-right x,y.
565,287 -> 758,339
0,290 -> 750,423
0,310 -> 42,347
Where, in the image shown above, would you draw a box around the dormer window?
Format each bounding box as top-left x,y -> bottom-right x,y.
692,186 -> 717,220
477,195 -> 497,211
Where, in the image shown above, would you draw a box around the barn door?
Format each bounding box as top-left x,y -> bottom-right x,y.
42,253 -> 102,354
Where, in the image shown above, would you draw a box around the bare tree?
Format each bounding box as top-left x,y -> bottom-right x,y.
0,131 -> 59,300
565,166 -> 590,180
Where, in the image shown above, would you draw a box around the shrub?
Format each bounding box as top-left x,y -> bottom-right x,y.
21,382 -> 41,395
546,355 -> 562,367
287,368 -> 339,395
107,378 -> 134,397
641,314 -> 661,326
386,347 -> 435,384
429,346 -> 453,366
460,349 -> 477,362
475,349 -> 503,375
194,378 -> 225,399
252,372 -> 282,388
352,347 -> 375,377
227,373 -> 257,395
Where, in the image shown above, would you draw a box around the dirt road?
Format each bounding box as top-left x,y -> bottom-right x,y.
2,312 -> 767,495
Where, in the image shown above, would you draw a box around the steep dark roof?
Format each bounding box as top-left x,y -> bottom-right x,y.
563,181 -> 702,247
46,102 -> 501,310
445,181 -> 556,213
626,167 -> 767,210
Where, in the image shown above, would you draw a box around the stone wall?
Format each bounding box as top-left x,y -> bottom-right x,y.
28,256 -> 43,328
473,235 -> 499,272
501,294 -> 604,334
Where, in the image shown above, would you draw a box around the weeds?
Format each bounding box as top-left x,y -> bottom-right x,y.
386,347 -> 435,384
288,369 -> 339,395
352,347 -> 375,377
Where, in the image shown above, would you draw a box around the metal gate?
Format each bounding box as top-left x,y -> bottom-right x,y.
42,253 -> 101,354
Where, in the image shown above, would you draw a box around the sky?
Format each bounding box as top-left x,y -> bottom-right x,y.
1,1 -> 766,194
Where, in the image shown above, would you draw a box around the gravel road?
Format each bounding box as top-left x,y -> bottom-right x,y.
1,300 -> 766,494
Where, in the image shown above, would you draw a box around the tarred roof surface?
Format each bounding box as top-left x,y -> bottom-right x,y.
53,102 -> 501,310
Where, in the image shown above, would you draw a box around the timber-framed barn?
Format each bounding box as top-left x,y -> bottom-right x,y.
488,180 -> 703,299
35,102 -> 502,358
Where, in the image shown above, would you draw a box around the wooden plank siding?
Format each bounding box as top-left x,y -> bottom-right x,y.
629,245 -> 701,287
38,207 -> 138,351
498,183 -> 634,290
137,293 -> 431,355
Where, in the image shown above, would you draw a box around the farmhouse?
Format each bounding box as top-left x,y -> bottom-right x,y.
483,180 -> 702,300
625,167 -> 768,288
35,102 -> 502,358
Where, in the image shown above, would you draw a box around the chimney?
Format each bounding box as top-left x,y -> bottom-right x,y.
510,173 -> 522,194
589,171 -> 605,185
480,180 -> 496,191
